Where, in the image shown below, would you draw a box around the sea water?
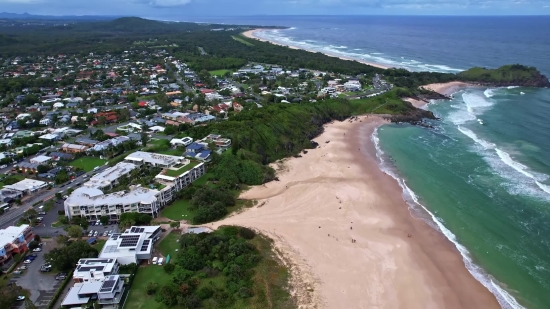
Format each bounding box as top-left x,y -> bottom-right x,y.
178,15 -> 550,308
376,87 -> 550,309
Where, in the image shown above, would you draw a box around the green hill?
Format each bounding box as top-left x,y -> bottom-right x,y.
458,64 -> 550,87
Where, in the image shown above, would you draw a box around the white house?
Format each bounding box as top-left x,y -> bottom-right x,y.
39,118 -> 52,126
170,137 -> 193,147
53,102 -> 64,109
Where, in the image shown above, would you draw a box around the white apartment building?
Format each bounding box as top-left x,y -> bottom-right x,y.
64,151 -> 206,221
73,258 -> 120,283
62,274 -> 125,308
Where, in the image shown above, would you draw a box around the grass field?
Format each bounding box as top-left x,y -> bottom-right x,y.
209,69 -> 231,76
161,199 -> 196,221
192,172 -> 214,186
0,174 -> 24,189
232,35 -> 254,46
158,231 -> 180,257
70,157 -> 107,172
124,266 -> 169,309
92,239 -> 106,252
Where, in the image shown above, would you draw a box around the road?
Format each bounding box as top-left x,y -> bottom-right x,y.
0,165 -> 109,230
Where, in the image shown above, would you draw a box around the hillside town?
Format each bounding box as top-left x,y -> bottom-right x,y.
0,47 -> 393,309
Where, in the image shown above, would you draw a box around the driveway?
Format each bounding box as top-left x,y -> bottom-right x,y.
10,240 -> 63,308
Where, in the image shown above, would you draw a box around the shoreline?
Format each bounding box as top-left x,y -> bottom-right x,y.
242,29 -> 391,70
405,81 -> 473,108
213,116 -> 500,309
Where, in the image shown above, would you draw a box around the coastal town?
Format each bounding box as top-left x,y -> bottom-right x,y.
0,43 -> 395,309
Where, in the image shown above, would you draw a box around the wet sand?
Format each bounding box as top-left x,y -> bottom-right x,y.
213,117 -> 500,309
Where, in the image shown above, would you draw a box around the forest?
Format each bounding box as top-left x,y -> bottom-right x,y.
152,226 -> 294,309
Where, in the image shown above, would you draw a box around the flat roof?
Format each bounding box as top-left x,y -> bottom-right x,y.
3,179 -> 46,192
31,155 -> 51,163
164,161 -> 200,177
61,286 -> 91,306
85,162 -> 137,188
66,186 -> 159,208
0,225 -> 29,247
125,151 -> 182,167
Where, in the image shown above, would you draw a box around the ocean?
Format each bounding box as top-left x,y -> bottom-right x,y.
179,15 -> 550,308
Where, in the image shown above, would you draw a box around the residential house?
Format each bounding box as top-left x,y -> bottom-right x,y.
62,143 -> 89,153
184,142 -> 211,161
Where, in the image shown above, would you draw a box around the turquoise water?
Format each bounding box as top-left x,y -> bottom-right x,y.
375,87 -> 550,309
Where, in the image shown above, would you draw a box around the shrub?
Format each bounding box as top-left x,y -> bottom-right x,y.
164,263 -> 175,274
238,227 -> 255,240
146,282 -> 158,295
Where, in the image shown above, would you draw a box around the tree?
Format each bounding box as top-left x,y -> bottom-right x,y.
141,132 -> 148,147
56,234 -> 69,245
146,282 -> 158,295
99,215 -> 109,226
169,221 -> 180,229
34,234 -> 41,242
67,225 -> 83,239
37,165 -> 49,173
55,169 -> 70,185
44,240 -> 98,271
55,192 -> 62,200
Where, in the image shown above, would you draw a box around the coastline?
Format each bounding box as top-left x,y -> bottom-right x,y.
242,29 -> 391,70
213,116 -> 500,309
404,81 -> 473,108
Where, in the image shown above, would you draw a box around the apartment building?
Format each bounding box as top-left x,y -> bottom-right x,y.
0,225 -> 34,266
64,151 -> 206,221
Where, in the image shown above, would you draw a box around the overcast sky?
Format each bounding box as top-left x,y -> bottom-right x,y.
1,0 -> 549,17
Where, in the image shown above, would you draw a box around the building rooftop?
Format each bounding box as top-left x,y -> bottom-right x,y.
125,151 -> 183,167
66,186 -> 159,208
164,161 -> 200,177
0,225 -> 29,247
3,179 -> 46,192
85,162 -> 137,189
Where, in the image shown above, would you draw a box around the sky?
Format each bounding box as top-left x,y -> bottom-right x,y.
0,0 -> 549,17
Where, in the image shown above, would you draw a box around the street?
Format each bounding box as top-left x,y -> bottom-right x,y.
0,164 -> 109,230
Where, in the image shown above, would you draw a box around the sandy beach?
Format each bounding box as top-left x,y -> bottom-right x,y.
242,29 -> 390,70
213,117 -> 500,309
422,81 -> 472,96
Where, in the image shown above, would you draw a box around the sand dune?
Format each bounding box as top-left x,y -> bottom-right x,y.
213,117 -> 500,309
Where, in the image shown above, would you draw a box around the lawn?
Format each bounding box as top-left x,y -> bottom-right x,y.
92,239 -> 106,252
157,231 -> 180,257
124,266 -> 170,309
209,69 -> 231,77
192,172 -> 214,186
232,35 -> 254,46
165,161 -> 199,177
0,174 -> 25,189
156,148 -> 182,156
70,157 -> 107,172
161,199 -> 196,221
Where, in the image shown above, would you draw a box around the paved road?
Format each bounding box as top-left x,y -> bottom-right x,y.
0,165 -> 109,229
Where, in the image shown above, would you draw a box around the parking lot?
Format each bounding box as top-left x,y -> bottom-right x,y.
9,240 -> 64,308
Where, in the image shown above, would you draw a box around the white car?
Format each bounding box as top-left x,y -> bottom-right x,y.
32,248 -> 41,252
16,296 -> 25,301
23,260 -> 32,264
18,266 -> 27,270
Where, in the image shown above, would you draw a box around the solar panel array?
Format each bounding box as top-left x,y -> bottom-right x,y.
130,227 -> 145,233
111,234 -> 120,240
100,279 -> 116,292
140,240 -> 150,251
119,235 -> 140,247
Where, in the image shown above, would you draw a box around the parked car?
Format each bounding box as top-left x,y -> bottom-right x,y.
32,248 -> 41,252
13,270 -> 22,275
88,231 -> 94,237
16,296 -> 25,301
55,273 -> 67,280
23,260 -> 32,264
102,232 -> 108,237
18,266 -> 27,270
93,231 -> 98,237
38,211 -> 46,215
30,253 -> 38,257
27,256 -> 36,260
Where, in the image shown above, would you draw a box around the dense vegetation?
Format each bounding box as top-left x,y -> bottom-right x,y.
44,240 -> 99,271
153,226 -> 293,309
457,64 -> 550,87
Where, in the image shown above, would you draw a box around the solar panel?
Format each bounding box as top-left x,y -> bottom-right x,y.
100,279 -> 116,292
140,240 -> 150,251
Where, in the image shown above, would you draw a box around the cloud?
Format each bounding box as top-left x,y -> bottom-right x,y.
143,0 -> 192,7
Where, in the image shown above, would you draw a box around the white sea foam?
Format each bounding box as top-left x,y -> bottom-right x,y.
370,127 -> 526,309
484,88 -> 496,98
507,86 -> 519,89
457,126 -> 495,149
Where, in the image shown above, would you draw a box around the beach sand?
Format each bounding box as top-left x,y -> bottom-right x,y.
403,97 -> 428,109
213,117 -> 500,309
422,81 -> 471,96
242,29 -> 390,70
